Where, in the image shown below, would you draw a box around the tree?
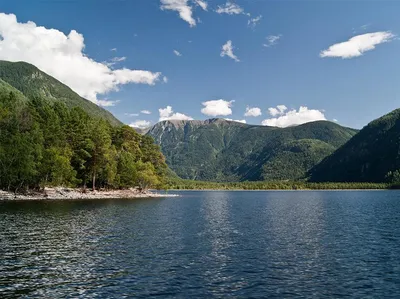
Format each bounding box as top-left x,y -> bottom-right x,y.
87,119 -> 112,190
39,147 -> 77,188
385,170 -> 400,184
135,161 -> 160,191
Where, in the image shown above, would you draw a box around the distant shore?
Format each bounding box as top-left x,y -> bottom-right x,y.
0,188 -> 178,201
166,188 -> 390,191
165,180 -> 393,191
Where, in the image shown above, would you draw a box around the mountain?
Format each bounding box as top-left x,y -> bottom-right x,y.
0,61 -> 121,126
309,108 -> 400,183
145,118 -> 358,181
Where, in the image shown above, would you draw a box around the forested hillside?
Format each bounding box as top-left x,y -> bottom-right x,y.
309,108 -> 400,183
0,82 -> 166,192
145,118 -> 358,181
0,61 -> 122,126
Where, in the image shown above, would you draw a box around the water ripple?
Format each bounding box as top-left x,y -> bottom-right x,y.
1,192 -> 400,298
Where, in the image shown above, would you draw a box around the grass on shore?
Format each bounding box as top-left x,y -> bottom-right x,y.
165,179 -> 392,190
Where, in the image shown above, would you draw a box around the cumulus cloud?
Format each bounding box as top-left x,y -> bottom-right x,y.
129,120 -> 152,129
225,118 -> 246,124
159,106 -> 193,121
263,35 -> 282,48
268,105 -> 287,117
201,99 -> 233,116
125,113 -> 139,117
173,50 -> 182,56
320,31 -> 395,59
221,40 -> 240,62
244,106 -> 262,117
248,15 -> 262,29
0,13 -> 162,104
262,106 -> 326,128
163,76 -> 168,83
160,0 -> 197,27
141,110 -> 151,115
216,1 -> 244,15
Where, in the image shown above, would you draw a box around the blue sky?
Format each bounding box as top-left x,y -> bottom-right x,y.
0,0 -> 399,129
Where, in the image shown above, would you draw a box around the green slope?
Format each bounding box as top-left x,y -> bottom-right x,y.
145,118 -> 358,182
0,61 -> 121,126
309,108 -> 400,183
0,78 -> 29,102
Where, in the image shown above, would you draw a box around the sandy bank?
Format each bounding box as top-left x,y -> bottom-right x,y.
0,187 -> 178,201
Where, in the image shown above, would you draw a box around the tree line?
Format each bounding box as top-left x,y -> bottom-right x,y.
0,92 -> 167,192
165,178 -> 390,190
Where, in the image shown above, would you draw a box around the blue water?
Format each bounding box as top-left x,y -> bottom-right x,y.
1,191 -> 400,298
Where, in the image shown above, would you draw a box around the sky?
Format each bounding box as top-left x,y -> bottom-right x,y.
0,0 -> 399,129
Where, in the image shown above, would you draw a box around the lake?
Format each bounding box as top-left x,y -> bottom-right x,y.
1,191 -> 400,298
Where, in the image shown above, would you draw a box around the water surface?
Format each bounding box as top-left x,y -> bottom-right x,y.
1,191 -> 400,298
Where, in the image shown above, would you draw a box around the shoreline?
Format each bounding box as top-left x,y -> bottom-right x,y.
166,188 -> 391,191
0,188 -> 178,201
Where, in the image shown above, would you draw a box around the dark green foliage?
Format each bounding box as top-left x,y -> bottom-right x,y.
386,170 -> 400,184
0,86 -> 166,192
0,60 -> 121,126
262,139 -> 336,180
145,119 -> 357,182
165,178 -> 388,190
309,108 -> 400,183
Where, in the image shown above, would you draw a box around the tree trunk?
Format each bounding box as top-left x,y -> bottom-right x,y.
92,171 -> 96,191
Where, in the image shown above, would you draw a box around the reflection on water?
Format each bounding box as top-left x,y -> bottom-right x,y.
201,192 -> 246,295
1,192 -> 400,298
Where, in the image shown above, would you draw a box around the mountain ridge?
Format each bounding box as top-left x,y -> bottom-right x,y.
309,108 -> 400,182
0,60 -> 122,126
144,118 -> 358,181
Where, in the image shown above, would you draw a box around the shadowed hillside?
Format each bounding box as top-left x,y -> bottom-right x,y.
309,108 -> 400,183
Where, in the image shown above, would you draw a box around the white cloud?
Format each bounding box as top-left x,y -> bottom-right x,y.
320,31 -> 395,59
173,50 -> 182,56
125,113 -> 139,117
110,48 -> 117,51
248,15 -> 262,29
244,106 -> 262,117
216,1 -> 244,15
112,56 -> 126,63
225,118 -> 246,124
105,56 -> 127,67
194,0 -> 208,11
333,118 -> 338,122
141,110 -> 151,115
129,120 -> 152,129
163,76 -> 168,83
0,13 -> 162,103
201,99 -> 234,116
159,106 -> 193,121
221,40 -> 240,62
263,35 -> 282,48
160,0 -> 196,27
96,99 -> 120,107
268,105 -> 287,117
262,106 -> 326,128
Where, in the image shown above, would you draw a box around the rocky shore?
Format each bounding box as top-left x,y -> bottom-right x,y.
0,187 -> 178,201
